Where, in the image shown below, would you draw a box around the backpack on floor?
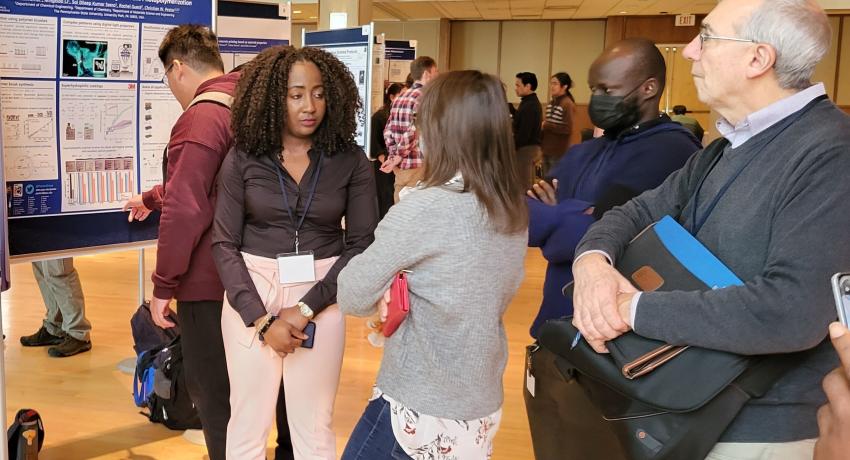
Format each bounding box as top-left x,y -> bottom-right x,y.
130,301 -> 180,355
133,337 -> 202,430
130,301 -> 179,408
7,409 -> 44,460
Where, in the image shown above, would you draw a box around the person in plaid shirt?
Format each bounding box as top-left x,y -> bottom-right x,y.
380,56 -> 439,202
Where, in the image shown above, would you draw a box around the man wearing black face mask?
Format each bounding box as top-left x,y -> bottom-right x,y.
524,38 -> 702,459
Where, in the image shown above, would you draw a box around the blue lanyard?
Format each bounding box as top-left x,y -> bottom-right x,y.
686,95 -> 826,236
275,152 -> 324,252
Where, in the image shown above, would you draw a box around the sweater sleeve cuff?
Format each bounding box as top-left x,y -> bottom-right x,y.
152,285 -> 175,301
142,186 -> 161,211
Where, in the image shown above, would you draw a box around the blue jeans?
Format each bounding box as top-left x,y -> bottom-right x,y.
341,397 -> 413,460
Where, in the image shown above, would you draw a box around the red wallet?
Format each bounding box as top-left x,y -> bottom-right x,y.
382,271 -> 410,337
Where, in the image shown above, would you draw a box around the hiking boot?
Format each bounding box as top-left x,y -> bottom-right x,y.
20,327 -> 64,347
47,336 -> 92,357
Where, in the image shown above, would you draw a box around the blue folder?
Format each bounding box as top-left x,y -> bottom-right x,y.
619,215 -> 743,291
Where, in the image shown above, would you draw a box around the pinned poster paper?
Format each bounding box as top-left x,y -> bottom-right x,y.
305,25 -> 374,154
330,12 -> 348,30
0,0 -> 213,255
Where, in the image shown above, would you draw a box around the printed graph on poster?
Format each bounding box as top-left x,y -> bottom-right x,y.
64,157 -> 134,207
138,83 -> 182,189
0,80 -> 59,182
59,81 -> 137,212
140,23 -> 177,81
0,14 -> 58,78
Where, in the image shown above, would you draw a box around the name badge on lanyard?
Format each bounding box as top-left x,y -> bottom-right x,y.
275,153 -> 323,284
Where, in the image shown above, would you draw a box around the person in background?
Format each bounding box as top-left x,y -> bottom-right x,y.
212,46 -> 377,460
514,71 -> 543,187
381,56 -> 439,203
540,71 -> 576,177
524,38 -> 701,459
121,25 -> 238,459
527,38 -> 700,338
370,83 -> 403,218
671,104 -> 705,142
21,258 -> 92,357
338,70 -> 528,460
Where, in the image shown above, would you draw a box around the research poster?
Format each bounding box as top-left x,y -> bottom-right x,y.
0,0 -> 212,217
138,83 -> 181,191
219,37 -> 290,73
304,26 -> 373,152
371,35 -> 385,116
384,40 -> 416,84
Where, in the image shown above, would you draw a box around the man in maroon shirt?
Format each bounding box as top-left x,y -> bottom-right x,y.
122,25 -> 293,460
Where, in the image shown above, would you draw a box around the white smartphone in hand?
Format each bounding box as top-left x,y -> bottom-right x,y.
830,272 -> 850,327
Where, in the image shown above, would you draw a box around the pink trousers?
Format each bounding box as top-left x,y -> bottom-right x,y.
222,253 -> 345,460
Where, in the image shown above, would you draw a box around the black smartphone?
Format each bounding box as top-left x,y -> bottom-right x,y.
830,272 -> 850,327
301,321 -> 316,349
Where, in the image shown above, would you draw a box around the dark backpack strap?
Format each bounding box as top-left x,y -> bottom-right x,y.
161,91 -> 232,186
161,146 -> 168,192
734,353 -> 804,398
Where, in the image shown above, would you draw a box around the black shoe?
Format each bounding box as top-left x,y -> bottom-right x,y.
20,327 -> 64,347
47,336 -> 92,357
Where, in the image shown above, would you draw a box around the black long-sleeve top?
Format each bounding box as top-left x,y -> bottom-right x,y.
513,92 -> 543,149
370,106 -> 390,159
212,146 -> 378,326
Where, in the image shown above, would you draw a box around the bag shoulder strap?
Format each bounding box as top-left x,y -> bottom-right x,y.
161,91 -> 232,187
734,353 -> 803,398
187,91 -> 233,109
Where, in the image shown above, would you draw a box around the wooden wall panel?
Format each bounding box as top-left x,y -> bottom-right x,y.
605,15 -> 704,48
500,21 -> 552,103
551,20 -> 607,104
836,17 -> 850,104
812,16 -> 841,98
449,21 -> 500,75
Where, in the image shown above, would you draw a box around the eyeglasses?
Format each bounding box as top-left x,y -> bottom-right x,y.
162,60 -> 177,86
697,32 -> 757,52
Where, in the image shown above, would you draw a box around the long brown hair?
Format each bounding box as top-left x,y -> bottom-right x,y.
231,46 -> 361,159
418,70 -> 528,234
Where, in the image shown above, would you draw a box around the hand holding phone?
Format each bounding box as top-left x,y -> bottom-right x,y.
301,321 -> 316,349
830,273 -> 850,327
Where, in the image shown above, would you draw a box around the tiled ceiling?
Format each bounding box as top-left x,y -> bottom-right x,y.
373,0 -> 717,20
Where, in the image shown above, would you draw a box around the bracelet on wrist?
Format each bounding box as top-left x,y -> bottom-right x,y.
258,315 -> 278,343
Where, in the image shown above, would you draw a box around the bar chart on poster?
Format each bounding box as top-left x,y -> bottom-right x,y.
0,0 -> 212,256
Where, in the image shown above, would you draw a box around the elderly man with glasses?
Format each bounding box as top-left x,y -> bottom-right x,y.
571,0 -> 850,458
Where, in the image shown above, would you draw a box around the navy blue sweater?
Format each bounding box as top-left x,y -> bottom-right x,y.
528,117 -> 701,337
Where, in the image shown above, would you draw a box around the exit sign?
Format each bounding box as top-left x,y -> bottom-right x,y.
675,14 -> 696,27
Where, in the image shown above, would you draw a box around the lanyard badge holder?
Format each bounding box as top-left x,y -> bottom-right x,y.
276,154 -> 323,284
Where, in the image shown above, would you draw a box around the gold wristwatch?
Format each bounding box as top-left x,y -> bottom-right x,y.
297,301 -> 315,319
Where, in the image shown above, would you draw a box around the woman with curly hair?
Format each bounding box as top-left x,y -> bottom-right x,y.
212,45 -> 378,460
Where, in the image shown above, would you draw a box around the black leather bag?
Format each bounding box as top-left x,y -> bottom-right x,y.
537,318 -> 797,460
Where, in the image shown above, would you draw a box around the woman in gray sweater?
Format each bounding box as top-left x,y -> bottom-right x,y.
338,70 -> 529,460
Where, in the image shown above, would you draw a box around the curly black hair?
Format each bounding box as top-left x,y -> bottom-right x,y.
231,45 -> 362,158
